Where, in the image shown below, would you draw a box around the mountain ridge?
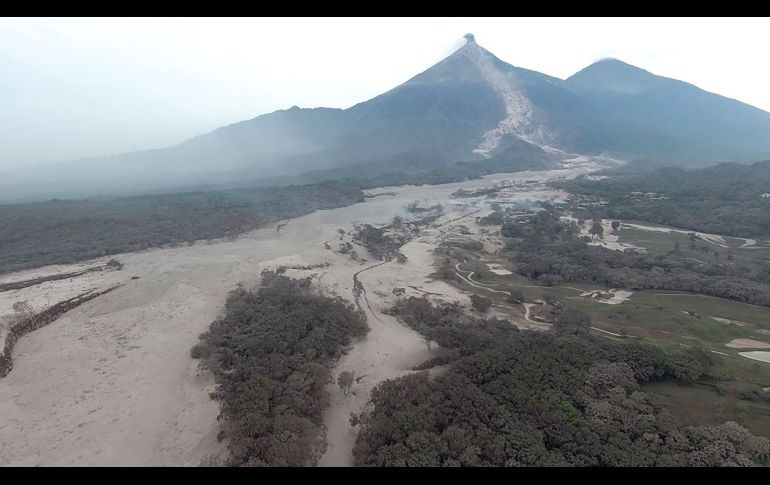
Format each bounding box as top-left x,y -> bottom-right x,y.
3,35 -> 770,202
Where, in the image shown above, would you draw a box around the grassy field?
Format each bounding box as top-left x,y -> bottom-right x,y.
644,381 -> 770,439
443,254 -> 770,440
708,351 -> 770,388
561,292 -> 770,385
454,263 -> 591,304
442,213 -> 770,437
618,226 -> 770,267
560,297 -> 752,344
441,220 -> 770,399
447,256 -> 770,386
453,257 -> 770,342
631,291 -> 770,330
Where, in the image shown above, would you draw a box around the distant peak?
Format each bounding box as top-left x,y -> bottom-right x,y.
592,57 -> 638,69
596,57 -> 622,63
454,34 -> 494,60
584,58 -> 648,74
567,57 -> 659,95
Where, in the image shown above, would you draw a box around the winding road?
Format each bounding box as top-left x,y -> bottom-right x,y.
453,262 -> 639,337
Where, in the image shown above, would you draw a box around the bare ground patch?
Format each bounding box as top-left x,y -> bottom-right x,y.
726,339 -> 770,349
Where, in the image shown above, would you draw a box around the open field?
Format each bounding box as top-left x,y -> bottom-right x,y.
451,261 -> 770,351
454,263 -> 770,381
644,381 -> 770,439
630,292 -> 770,331
439,230 -> 770,440
618,224 -> 770,264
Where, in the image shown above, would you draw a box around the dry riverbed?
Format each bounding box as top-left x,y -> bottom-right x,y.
0,160 -> 600,466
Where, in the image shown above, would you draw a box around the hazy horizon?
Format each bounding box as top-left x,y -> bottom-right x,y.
2,16 -> 770,172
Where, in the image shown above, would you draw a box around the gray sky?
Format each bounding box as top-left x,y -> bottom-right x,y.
1,17 -> 769,171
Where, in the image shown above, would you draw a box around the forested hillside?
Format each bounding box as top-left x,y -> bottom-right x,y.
559,161 -> 770,237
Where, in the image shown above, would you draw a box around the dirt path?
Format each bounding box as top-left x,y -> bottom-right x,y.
454,263 -> 512,296
620,222 -> 770,251
741,238 -> 757,248
458,266 -> 637,338
620,222 -> 731,248
590,327 -> 629,338
567,218 -> 770,254
522,302 -> 535,323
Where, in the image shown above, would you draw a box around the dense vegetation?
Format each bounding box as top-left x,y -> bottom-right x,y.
498,207 -> 770,307
0,181 -> 364,275
558,161 -> 770,237
353,297 -> 770,466
352,224 -> 408,262
191,271 -> 368,466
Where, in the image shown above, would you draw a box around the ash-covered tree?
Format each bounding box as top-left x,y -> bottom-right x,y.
337,371 -> 355,397
12,300 -> 34,318
353,298 -> 770,467
589,219 -> 604,240
553,307 -> 592,336
507,289 -> 524,304
191,271 -> 368,467
470,294 -> 492,313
